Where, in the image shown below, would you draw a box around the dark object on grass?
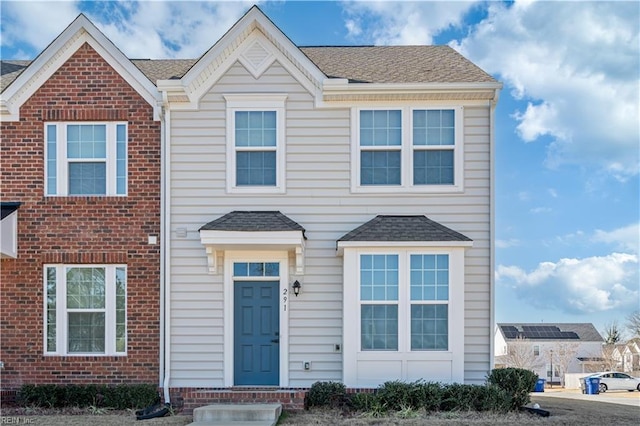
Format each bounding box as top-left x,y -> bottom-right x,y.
520,406 -> 550,417
136,403 -> 171,420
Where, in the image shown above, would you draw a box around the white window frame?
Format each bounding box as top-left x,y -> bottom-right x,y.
44,122 -> 128,196
341,244 -> 466,387
224,94 -> 287,194
43,264 -> 127,356
351,106 -> 463,193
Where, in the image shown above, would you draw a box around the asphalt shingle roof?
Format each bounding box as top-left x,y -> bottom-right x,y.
1,45 -> 497,93
338,215 -> 472,242
300,46 -> 496,84
199,211 -> 306,237
497,323 -> 604,342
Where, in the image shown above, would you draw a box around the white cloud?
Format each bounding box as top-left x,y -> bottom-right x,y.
495,239 -> 520,249
529,206 -> 551,214
1,1 -> 257,59
451,1 -> 639,179
0,1 -> 81,58
593,223 -> 639,254
496,253 -> 639,314
341,0 -> 479,45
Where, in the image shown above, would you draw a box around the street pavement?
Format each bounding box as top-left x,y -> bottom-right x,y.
531,388 -> 640,407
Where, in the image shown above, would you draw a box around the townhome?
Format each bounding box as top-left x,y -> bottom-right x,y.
0,15 -> 163,395
159,7 -> 500,410
1,6 -> 501,411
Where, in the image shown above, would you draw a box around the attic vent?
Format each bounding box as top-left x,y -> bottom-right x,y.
239,40 -> 274,78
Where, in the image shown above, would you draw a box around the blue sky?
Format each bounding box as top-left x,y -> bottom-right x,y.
2,0 -> 638,337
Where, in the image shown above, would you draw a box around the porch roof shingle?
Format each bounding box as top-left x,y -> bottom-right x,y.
199,211 -> 306,237
338,215 -> 472,243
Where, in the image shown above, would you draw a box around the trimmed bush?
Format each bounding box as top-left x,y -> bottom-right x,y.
306,381 -> 347,408
439,383 -> 511,413
348,392 -> 379,411
486,367 -> 538,410
376,380 -> 425,411
17,384 -> 158,409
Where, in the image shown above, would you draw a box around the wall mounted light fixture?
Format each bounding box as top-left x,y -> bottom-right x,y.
292,280 -> 301,296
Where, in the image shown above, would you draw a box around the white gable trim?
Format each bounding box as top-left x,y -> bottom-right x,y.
157,7 -> 325,110
1,15 -> 161,121
200,230 -> 305,275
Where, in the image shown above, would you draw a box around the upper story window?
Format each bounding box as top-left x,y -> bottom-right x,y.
44,264 -> 126,356
224,94 -> 287,194
45,123 -> 127,196
352,107 -> 463,193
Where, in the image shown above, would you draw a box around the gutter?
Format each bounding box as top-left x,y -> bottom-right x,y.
488,85 -> 501,371
159,103 -> 172,404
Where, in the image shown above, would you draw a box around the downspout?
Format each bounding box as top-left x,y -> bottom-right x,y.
161,102 -> 172,404
488,87 -> 500,372
158,102 -> 166,399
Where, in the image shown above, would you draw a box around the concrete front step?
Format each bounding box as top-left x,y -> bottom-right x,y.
188,403 -> 282,426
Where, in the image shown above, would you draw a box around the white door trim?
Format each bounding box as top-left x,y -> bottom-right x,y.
223,250 -> 290,387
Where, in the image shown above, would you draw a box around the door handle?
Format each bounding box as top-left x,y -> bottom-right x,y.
271,338 -> 279,344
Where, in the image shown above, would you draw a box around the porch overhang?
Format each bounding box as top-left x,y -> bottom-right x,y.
199,211 -> 306,275
1,202 -> 21,259
200,230 -> 306,275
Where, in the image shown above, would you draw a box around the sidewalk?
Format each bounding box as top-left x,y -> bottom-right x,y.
531,388 -> 640,407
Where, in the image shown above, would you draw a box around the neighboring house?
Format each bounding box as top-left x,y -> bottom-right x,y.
494,323 -> 604,382
1,6 -> 501,411
621,338 -> 640,372
0,16 -> 162,393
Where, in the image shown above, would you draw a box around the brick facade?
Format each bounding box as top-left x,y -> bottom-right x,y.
0,43 -> 161,390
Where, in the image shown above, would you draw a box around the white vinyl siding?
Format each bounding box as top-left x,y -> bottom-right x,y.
167,56 -> 492,387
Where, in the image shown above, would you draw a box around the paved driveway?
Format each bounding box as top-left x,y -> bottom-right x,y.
532,388 -> 640,407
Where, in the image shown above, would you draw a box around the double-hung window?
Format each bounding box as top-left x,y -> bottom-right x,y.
225,94 -> 287,193
353,107 -> 462,192
358,252 -> 450,352
44,265 -> 126,355
45,123 -> 127,196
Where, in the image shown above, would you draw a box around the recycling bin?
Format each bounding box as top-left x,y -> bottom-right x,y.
534,378 -> 546,392
585,377 -> 600,394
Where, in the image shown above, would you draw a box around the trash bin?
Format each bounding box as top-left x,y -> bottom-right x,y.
585,377 -> 600,394
534,378 -> 546,392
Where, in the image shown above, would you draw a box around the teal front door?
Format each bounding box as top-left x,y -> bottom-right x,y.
234,281 -> 280,385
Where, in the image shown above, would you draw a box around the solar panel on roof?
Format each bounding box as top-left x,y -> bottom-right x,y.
515,325 -> 581,339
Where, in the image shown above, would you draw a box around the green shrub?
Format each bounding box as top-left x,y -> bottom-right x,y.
439,383 -> 511,412
348,392 -> 378,411
420,381 -> 444,412
486,367 -> 537,410
16,384 -> 158,410
306,381 -> 347,408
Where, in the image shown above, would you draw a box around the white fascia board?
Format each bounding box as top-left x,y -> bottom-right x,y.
1,15 -> 161,121
322,80 -> 503,102
200,230 -> 305,248
336,240 -> 473,256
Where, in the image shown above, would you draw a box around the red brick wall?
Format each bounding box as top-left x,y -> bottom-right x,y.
0,43 -> 161,390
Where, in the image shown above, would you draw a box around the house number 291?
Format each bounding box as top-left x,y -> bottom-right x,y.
282,288 -> 288,311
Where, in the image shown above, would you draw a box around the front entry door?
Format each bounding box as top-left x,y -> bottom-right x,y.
234,281 -> 279,385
